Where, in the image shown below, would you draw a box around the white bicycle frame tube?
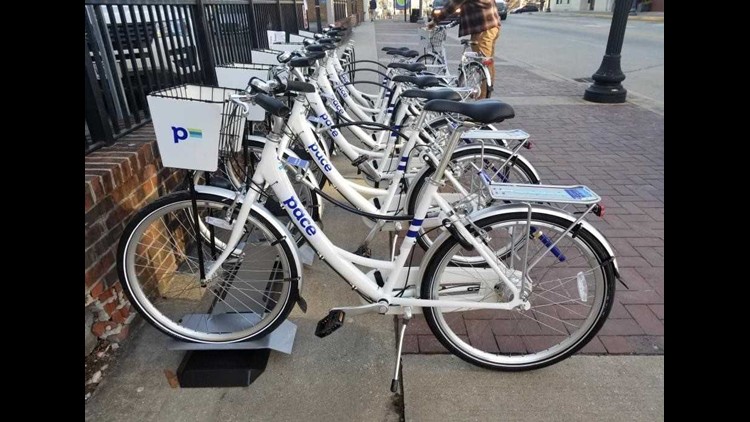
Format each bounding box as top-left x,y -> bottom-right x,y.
203,128 -> 524,311
331,52 -> 386,109
314,71 -> 384,151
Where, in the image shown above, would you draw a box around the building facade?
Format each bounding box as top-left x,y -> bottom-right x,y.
550,0 -> 663,12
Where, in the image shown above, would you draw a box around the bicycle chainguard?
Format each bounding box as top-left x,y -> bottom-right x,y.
315,310 -> 345,338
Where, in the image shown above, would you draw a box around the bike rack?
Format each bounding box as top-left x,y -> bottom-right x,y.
167,318 -> 298,388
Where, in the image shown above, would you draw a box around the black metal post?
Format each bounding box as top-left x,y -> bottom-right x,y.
247,0 -> 260,48
85,41 -> 114,146
277,0 -> 285,33
292,0 -> 300,33
583,0 -> 634,103
194,0 -> 218,85
315,0 -> 322,32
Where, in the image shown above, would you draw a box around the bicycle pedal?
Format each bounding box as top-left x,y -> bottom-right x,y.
315,310 -> 345,338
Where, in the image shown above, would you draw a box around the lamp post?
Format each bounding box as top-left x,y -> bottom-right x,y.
583,0 -> 635,103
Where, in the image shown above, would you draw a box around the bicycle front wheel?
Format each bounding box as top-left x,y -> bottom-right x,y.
117,191 -> 299,343
420,211 -> 615,370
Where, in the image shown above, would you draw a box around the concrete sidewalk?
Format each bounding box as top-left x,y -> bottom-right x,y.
403,355 -> 664,421
85,20 -> 664,422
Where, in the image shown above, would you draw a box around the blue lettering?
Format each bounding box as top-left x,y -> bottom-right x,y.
172,126 -> 188,143
336,86 -> 349,99
319,113 -> 340,138
331,99 -> 345,115
307,143 -> 333,172
282,197 -> 317,236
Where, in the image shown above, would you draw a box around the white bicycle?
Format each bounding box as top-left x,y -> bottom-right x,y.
117,82 -> 618,382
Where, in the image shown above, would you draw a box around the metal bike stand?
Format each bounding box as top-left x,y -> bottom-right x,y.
167,319 -> 297,388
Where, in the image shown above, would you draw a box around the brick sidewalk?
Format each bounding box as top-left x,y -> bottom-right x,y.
374,21 -> 663,355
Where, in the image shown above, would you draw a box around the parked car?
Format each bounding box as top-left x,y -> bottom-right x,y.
431,0 -> 460,22
511,4 -> 539,13
496,1 -> 508,20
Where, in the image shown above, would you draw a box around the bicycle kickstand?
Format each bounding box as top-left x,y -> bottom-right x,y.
391,306 -> 412,393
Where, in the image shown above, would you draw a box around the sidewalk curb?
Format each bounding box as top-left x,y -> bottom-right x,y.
545,12 -> 664,22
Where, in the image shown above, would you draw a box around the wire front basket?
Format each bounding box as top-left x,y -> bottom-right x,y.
147,84 -> 245,172
421,28 -> 447,51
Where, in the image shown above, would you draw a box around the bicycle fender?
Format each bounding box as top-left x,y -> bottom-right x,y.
193,185 -> 305,294
403,145 -> 543,209
454,144 -> 541,182
418,205 -> 620,290
469,204 -> 620,278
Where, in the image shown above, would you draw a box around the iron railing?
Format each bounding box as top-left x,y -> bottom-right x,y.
333,0 -> 360,24
84,0 -> 304,154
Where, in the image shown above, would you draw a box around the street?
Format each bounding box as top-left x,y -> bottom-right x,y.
460,13 -> 664,109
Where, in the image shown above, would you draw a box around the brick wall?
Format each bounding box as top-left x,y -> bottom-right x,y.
85,124 -> 184,351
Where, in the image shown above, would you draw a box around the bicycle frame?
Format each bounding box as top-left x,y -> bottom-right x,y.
201,116 -> 528,313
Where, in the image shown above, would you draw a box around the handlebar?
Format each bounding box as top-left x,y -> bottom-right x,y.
230,90 -> 289,118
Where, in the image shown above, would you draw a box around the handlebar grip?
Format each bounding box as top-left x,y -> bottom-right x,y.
284,80 -> 316,93
255,93 -> 291,118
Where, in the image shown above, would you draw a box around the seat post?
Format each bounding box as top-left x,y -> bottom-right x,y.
429,120 -> 477,185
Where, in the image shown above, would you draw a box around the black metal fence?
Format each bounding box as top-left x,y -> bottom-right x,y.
85,0 -> 303,154
333,0 -> 347,21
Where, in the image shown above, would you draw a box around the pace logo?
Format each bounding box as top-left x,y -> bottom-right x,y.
329,97 -> 346,115
319,113 -> 340,137
172,126 -> 203,143
335,85 -> 349,99
282,196 -> 317,236
307,143 -> 333,172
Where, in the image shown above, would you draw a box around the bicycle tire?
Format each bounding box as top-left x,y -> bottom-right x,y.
117,191 -> 299,344
420,210 -> 616,370
458,62 -> 491,99
406,145 -> 541,252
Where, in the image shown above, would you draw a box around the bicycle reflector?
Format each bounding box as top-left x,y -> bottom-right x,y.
482,57 -> 494,66
593,204 -> 606,217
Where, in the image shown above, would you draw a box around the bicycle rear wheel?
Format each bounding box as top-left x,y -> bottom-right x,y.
458,62 -> 490,99
407,146 -> 541,252
420,210 -> 616,370
117,191 -> 299,343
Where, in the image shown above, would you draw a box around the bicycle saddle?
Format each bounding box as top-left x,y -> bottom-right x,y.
401,88 -> 462,101
460,39 -> 479,46
289,56 -> 319,68
387,62 -> 427,72
318,37 -> 341,44
391,75 -> 443,88
423,99 -> 515,124
387,49 -> 419,58
306,43 -> 337,52
382,46 -> 411,52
